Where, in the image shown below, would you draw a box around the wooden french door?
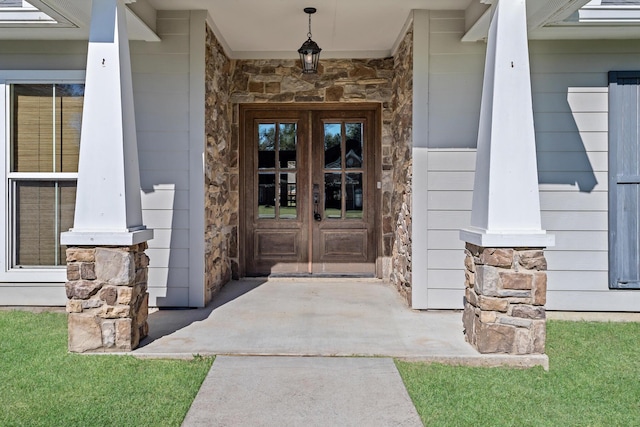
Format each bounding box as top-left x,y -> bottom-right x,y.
242,105 -> 378,276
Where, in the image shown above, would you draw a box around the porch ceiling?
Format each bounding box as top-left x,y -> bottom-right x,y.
146,0 -> 474,59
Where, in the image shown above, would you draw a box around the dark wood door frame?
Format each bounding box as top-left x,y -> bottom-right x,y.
238,103 -> 382,277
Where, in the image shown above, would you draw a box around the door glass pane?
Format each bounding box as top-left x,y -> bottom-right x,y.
345,123 -> 363,169
279,123 -> 297,169
324,173 -> 342,219
346,173 -> 363,219
324,123 -> 342,169
279,172 -> 297,219
258,172 -> 276,218
258,123 -> 276,169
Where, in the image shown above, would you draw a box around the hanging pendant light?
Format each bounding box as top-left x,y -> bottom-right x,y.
298,7 -> 321,74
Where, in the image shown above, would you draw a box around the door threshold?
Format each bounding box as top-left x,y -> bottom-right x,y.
268,273 -> 376,279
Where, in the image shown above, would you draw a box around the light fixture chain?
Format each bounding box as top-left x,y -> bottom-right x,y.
308,12 -> 312,38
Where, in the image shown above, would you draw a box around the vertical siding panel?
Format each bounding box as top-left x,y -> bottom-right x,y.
609,73 -> 640,289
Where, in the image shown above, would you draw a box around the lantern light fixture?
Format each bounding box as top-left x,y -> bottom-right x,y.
298,7 -> 321,74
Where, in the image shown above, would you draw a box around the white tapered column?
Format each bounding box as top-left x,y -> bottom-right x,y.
460,0 -> 553,248
460,0 -> 552,358
62,0 -> 152,353
61,0 -> 152,246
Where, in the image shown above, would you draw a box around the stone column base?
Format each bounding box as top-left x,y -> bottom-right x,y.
65,243 -> 149,352
462,244 -> 547,355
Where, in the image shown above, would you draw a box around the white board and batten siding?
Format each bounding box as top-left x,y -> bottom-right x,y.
0,11 -> 206,307
421,12 -> 640,311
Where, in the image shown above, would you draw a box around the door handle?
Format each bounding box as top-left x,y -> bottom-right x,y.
313,184 -> 322,221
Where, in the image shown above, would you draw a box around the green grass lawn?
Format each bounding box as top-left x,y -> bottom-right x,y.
3,312 -> 639,427
0,311 -> 212,427
397,320 -> 640,427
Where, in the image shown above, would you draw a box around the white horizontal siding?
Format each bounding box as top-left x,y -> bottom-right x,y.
532,41 -> 629,311
423,17 -> 640,311
548,291 -> 640,312
0,285 -> 67,306
0,11 -> 197,307
133,11 -> 195,307
427,289 -> 464,310
149,286 -> 189,307
535,132 -> 607,153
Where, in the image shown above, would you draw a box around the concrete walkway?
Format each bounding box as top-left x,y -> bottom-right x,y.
181,356 -> 423,426
134,279 -> 546,426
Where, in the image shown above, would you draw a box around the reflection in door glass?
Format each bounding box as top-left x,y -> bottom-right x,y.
346,173 -> 363,219
345,123 -> 363,168
258,172 -> 276,218
279,123 -> 297,169
324,173 -> 342,219
279,172 -> 297,219
258,124 -> 276,169
324,123 -> 342,169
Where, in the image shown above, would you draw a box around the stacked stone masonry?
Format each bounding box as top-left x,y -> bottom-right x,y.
205,25 -> 236,303
463,244 -> 548,354
204,23 -> 412,296
65,244 -> 149,352
390,25 -> 413,305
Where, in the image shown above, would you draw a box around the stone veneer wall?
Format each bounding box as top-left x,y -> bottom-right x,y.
390,26 -> 414,305
204,25 -> 418,291
463,244 -> 547,354
229,57 -> 396,278
65,244 -> 149,352
205,25 -> 237,303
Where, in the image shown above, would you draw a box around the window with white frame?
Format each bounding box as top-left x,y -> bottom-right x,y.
7,82 -> 84,268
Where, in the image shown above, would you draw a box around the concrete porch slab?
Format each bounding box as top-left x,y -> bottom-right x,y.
134,279 -> 548,369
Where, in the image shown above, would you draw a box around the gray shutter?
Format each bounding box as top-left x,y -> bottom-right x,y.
609,71 -> 640,289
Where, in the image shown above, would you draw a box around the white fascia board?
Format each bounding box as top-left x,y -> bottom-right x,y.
391,10 -> 414,58
0,69 -> 85,80
125,5 -> 159,42
0,9 -> 72,26
576,5 -> 640,22
462,6 -> 491,42
462,0 -> 591,42
126,0 -> 156,32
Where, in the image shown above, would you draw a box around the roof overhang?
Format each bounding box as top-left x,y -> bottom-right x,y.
0,0 -> 160,41
463,0 -> 640,42
533,0 -> 640,39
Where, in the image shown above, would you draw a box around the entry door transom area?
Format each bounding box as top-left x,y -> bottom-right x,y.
242,106 -> 378,276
